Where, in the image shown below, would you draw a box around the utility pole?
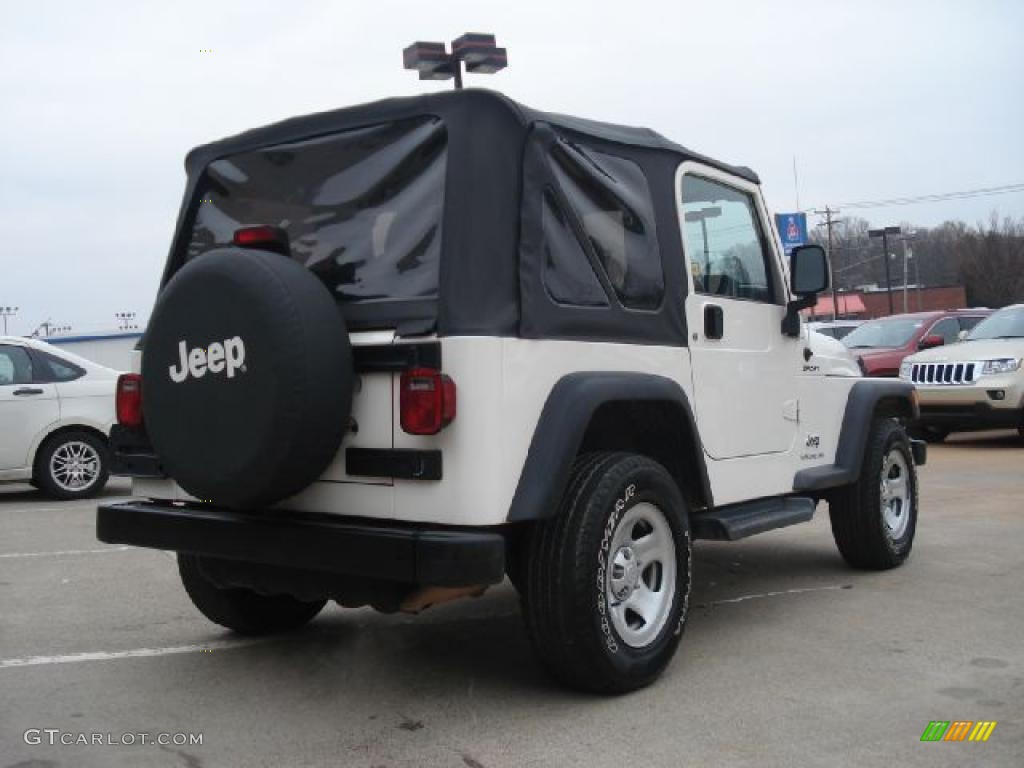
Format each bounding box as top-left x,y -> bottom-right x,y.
813,208 -> 841,320
869,226 -> 901,316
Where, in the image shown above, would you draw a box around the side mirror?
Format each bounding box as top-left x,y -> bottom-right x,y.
957,329 -> 970,342
918,335 -> 945,350
790,244 -> 830,296
783,244 -> 830,336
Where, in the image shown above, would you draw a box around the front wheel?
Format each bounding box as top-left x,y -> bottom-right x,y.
523,453 -> 692,694
178,554 -> 326,635
829,418 -> 918,570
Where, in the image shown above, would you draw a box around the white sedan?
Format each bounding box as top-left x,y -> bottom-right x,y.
0,336 -> 118,499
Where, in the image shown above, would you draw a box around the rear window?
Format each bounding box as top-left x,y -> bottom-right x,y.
183,117 -> 447,308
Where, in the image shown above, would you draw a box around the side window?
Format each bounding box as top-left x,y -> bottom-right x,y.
959,316 -> 984,331
929,317 -> 960,344
680,175 -> 775,303
546,140 -> 663,309
541,189 -> 609,307
37,352 -> 85,382
0,345 -> 34,386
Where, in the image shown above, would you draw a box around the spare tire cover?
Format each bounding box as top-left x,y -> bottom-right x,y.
142,248 -> 352,509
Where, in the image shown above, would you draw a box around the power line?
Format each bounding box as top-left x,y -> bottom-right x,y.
834,183 -> 1024,211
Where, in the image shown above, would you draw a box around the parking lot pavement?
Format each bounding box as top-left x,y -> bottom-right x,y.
1,434 -> 1022,768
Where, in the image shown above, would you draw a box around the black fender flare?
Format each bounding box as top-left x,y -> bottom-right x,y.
506,372 -> 712,522
793,378 -> 919,492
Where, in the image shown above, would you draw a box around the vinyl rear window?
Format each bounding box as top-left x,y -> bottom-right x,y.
183,117 -> 447,312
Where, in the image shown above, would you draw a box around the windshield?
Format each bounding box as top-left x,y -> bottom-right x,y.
842,317 -> 925,349
182,117 -> 447,321
967,306 -> 1024,340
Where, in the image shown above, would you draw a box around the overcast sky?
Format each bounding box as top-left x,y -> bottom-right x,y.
2,0 -> 1022,336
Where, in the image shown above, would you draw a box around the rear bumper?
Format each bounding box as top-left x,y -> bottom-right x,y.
97,501 -> 506,587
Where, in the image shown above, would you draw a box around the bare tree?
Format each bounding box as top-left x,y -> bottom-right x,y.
957,215 -> 1024,308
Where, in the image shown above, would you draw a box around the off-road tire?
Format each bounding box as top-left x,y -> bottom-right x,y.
523,452 -> 691,694
829,418 -> 918,570
178,554 -> 326,635
33,430 -> 109,501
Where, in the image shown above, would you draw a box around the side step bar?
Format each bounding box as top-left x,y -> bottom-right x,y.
692,496 -> 817,541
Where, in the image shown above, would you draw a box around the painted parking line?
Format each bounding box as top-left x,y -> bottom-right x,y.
1,639 -> 266,669
0,498 -> 135,515
697,583 -> 851,607
0,546 -> 133,560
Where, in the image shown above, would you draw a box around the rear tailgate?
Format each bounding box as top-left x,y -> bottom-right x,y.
317,331 -> 394,485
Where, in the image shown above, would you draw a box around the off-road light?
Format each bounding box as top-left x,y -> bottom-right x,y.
403,33 -> 507,89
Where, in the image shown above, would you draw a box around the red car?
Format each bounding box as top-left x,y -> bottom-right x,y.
842,309 -> 991,377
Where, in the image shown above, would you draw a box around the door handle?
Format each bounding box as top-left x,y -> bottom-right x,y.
704,304 -> 724,340
13,387 -> 44,396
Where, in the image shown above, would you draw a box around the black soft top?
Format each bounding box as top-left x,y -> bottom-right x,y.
184,89 -> 758,183
165,89 -> 761,344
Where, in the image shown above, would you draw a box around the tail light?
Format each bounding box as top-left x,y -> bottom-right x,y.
400,368 -> 456,435
116,373 -> 143,427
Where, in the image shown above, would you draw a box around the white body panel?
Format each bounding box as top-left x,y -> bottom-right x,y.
676,162 -> 803,459
135,333 -> 857,523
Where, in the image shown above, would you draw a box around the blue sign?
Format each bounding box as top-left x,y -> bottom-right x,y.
775,212 -> 808,254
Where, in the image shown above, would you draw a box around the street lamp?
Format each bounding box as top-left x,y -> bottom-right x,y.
1,306 -> 18,335
115,311 -> 138,331
898,231 -> 917,314
403,33 -> 507,90
868,226 -> 901,315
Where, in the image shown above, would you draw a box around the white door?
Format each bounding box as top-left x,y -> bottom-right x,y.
0,344 -> 59,471
676,164 -> 802,459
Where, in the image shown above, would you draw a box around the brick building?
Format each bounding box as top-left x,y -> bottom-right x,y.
808,285 -> 970,321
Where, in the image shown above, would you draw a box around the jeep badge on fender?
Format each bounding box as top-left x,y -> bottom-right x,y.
168,336 -> 245,383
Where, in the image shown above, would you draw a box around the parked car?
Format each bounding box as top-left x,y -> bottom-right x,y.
0,336 -> 117,499
808,320 -> 863,340
97,89 -> 924,694
842,309 -> 991,377
900,304 -> 1024,441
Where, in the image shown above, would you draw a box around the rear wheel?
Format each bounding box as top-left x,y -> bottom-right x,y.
34,430 -> 109,500
523,452 -> 691,694
178,554 -> 326,635
829,418 -> 918,569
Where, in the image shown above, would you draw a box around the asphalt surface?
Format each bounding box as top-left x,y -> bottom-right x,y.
1,432 -> 1022,768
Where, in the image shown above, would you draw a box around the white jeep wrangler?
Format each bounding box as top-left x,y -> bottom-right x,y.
98,90 -> 926,693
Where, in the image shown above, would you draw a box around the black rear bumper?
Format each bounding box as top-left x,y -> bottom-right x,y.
97,501 -> 506,587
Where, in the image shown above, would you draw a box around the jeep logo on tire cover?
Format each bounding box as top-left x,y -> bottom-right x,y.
168,337 -> 246,383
